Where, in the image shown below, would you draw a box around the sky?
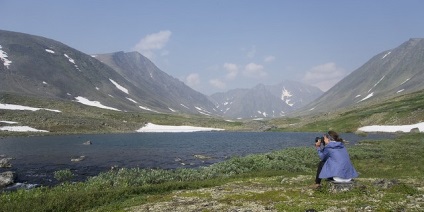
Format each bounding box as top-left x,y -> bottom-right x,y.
1,0 -> 424,95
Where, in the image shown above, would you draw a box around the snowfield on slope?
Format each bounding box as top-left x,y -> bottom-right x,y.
136,123 -> 225,133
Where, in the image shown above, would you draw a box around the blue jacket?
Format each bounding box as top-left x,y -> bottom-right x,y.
317,141 -> 358,179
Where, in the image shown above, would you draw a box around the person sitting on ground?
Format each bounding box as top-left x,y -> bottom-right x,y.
312,130 -> 358,188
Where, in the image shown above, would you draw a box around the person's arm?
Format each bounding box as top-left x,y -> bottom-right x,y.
316,140 -> 326,160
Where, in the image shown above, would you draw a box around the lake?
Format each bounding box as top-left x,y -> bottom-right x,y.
0,132 -> 393,188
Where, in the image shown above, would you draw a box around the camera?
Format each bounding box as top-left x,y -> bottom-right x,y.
315,136 -> 326,146
315,136 -> 324,143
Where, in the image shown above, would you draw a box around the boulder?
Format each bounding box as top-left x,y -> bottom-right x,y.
83,140 -> 92,145
194,154 -> 211,160
0,157 -> 13,168
328,181 -> 355,193
410,127 -> 420,133
71,156 -> 86,162
0,171 -> 17,188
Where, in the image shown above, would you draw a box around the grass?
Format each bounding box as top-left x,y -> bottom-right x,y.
1,133 -> 423,211
0,92 -> 248,136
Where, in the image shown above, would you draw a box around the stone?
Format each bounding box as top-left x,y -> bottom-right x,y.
410,127 -> 420,133
0,171 -> 17,188
194,154 -> 211,160
71,155 -> 86,162
373,179 -> 398,189
0,157 -> 13,168
328,181 -> 355,193
83,140 -> 92,145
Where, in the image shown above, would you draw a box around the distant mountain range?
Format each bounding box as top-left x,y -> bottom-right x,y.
0,29 -> 323,119
295,38 -> 424,116
210,81 -> 323,119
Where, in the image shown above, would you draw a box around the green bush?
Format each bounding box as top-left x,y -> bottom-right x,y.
54,169 -> 74,182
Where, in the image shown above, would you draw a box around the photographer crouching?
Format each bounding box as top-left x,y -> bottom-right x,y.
311,131 -> 358,189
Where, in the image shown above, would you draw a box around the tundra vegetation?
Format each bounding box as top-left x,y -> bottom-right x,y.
0,133 -> 423,211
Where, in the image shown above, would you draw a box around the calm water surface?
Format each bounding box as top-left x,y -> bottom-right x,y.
0,132 -> 393,187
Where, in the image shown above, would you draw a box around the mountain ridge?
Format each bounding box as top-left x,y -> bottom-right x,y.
294,38 -> 424,116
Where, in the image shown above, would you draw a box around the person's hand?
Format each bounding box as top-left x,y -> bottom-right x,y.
315,140 -> 321,148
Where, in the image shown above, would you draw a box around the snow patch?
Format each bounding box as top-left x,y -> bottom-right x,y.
139,105 -> 159,113
75,96 -> 121,111
281,87 -> 294,106
109,79 -> 129,94
169,108 -> 177,112
0,121 -> 18,124
397,89 -> 405,93
136,123 -> 224,133
45,49 -> 55,54
43,81 -> 48,85
0,45 -> 12,69
0,103 -> 61,112
400,78 -> 410,85
381,51 -> 391,59
195,106 -> 212,116
358,122 -> 424,133
357,92 -> 374,103
64,54 -> 75,64
368,76 -> 385,93
355,95 -> 361,98
257,110 -> 268,117
180,104 -> 189,109
0,126 -> 48,132
64,54 -> 81,71
126,97 -> 138,103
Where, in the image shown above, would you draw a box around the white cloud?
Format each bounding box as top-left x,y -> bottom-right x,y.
264,55 -> 275,63
185,73 -> 200,87
302,62 -> 346,92
243,63 -> 267,78
223,63 -> 238,80
209,79 -> 226,89
133,30 -> 172,60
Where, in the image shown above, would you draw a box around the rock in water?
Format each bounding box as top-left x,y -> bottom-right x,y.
0,171 -> 17,188
83,140 -> 92,145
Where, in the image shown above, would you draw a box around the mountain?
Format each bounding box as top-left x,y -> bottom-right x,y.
94,52 -> 219,115
0,29 -> 220,115
294,38 -> 424,116
210,80 -> 323,119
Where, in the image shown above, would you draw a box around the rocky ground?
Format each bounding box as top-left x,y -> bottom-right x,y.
126,175 -> 424,212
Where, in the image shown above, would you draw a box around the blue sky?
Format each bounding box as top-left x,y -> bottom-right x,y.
1,0 -> 424,94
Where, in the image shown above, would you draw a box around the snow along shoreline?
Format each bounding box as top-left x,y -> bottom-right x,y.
357,122 -> 424,133
136,123 -> 225,133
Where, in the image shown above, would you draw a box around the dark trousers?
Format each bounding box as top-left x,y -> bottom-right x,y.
315,160 -> 325,184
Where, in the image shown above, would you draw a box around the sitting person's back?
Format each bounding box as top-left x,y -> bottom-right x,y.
318,140 -> 358,181
312,131 -> 358,188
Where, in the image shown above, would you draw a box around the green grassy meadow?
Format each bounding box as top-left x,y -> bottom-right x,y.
1,133 -> 423,211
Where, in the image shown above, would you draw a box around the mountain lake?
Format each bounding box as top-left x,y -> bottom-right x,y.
0,132 -> 394,189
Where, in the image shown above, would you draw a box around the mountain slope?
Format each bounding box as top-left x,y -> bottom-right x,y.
295,38 -> 424,115
94,52 -> 219,115
0,29 -> 220,115
210,80 -> 323,119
